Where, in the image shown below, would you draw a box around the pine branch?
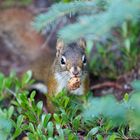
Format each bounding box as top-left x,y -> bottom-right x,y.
33,1 -> 98,32
58,0 -> 140,43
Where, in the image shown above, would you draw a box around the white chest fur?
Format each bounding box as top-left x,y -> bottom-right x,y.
55,72 -> 84,95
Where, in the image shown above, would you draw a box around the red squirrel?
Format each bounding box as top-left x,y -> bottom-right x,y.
0,8 -> 89,112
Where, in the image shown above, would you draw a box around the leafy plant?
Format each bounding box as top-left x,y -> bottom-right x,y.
1,71 -> 140,139
0,71 -> 85,139
82,80 -> 140,139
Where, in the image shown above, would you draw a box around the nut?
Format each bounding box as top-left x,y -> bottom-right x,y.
67,77 -> 81,91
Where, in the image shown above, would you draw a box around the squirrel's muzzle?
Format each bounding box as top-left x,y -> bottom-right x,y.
69,66 -> 81,77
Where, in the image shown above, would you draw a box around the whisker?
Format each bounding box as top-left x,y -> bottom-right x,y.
60,73 -> 69,80
55,72 -> 69,81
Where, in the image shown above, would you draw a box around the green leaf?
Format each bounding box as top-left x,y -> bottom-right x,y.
56,124 -> 64,140
41,113 -> 51,127
72,115 -> 81,130
28,133 -> 36,140
53,113 -> 61,123
7,106 -> 14,119
29,123 -> 35,133
124,38 -> 130,53
0,116 -> 12,140
17,115 -> 24,128
47,121 -> 54,137
18,93 -> 28,105
123,93 -> 129,102
61,113 -> 69,124
96,134 -> 104,140
106,134 -> 117,140
24,111 -> 37,123
64,96 -> 70,108
122,22 -> 128,37
45,113 -> 52,124
22,70 -> 32,85
37,101 -> 43,117
12,115 -> 24,138
87,127 -> 99,139
30,91 -> 36,102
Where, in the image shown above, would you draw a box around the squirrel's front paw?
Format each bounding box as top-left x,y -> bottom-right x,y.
67,77 -> 81,91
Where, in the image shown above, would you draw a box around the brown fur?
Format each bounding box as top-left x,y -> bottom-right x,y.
0,8 -> 50,61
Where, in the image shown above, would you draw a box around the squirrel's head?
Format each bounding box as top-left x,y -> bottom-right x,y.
55,39 -> 88,78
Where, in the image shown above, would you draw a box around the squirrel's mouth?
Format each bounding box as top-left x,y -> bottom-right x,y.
70,75 -> 80,78
69,72 -> 81,79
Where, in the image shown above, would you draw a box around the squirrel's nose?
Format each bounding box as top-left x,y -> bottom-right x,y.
70,66 -> 81,77
72,71 -> 79,76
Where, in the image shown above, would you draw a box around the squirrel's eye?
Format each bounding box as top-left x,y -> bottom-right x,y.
61,56 -> 66,65
82,55 -> 87,65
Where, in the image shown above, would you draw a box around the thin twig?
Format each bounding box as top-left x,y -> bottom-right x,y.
90,81 -> 123,90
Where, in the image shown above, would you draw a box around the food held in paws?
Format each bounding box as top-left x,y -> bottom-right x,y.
67,77 -> 81,90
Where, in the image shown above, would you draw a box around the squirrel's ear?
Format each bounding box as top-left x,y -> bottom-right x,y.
78,38 -> 86,50
56,39 -> 64,57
